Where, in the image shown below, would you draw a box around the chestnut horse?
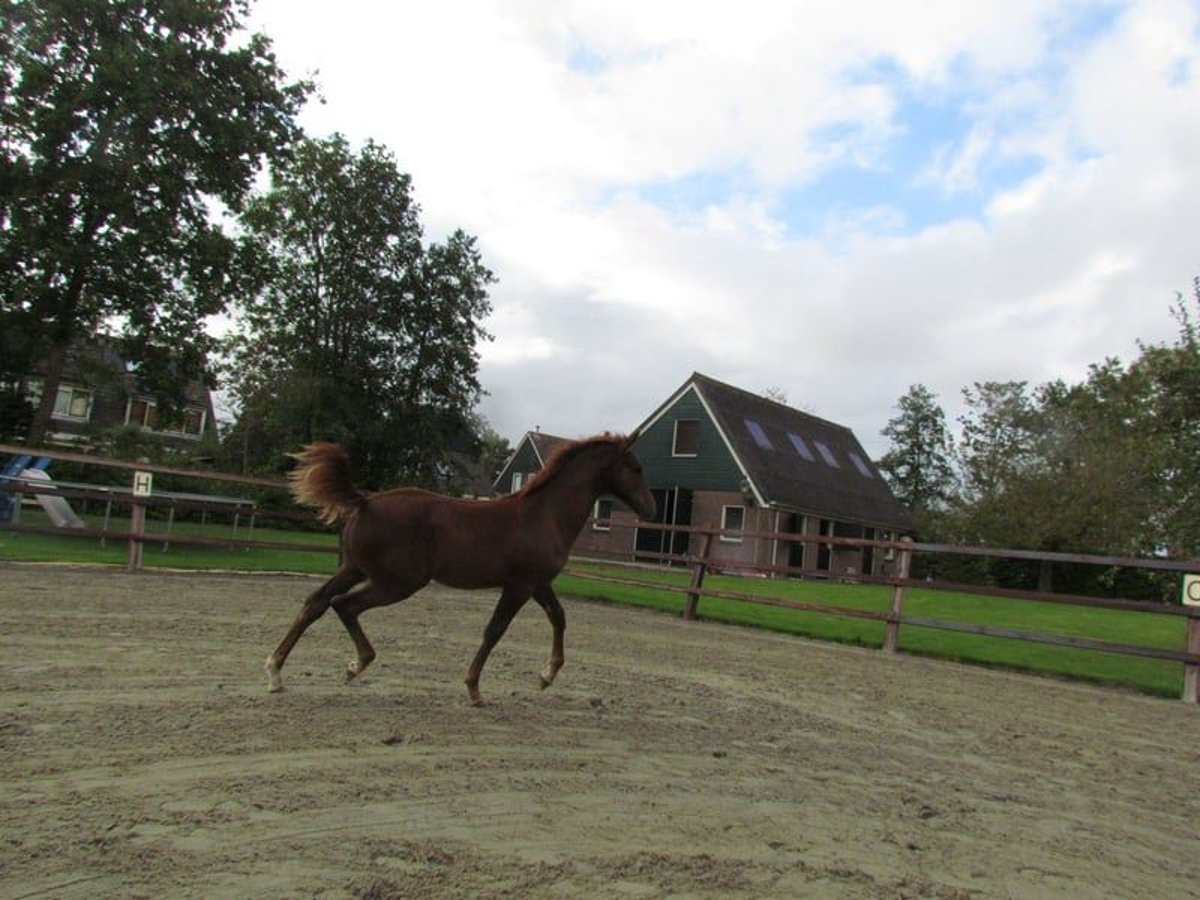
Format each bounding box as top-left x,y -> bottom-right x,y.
264,433 -> 656,705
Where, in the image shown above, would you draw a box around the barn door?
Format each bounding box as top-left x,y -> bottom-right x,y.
635,488 -> 670,562
785,513 -> 805,572
635,487 -> 692,564
670,488 -> 693,559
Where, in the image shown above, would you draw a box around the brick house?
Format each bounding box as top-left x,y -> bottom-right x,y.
19,340 -> 217,451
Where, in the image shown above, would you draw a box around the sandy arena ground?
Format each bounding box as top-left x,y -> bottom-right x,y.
2,564 -> 1199,899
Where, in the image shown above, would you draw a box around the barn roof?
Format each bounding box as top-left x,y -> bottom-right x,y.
639,373 -> 914,532
490,430 -> 572,495
527,431 -> 571,465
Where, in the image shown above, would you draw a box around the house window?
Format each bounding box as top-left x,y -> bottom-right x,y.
180,407 -> 205,436
511,472 -> 526,491
720,505 -> 745,542
128,399 -> 159,430
673,419 -> 699,456
53,386 -> 93,420
592,498 -> 614,531
127,399 -> 206,436
744,419 -> 773,450
813,441 -> 840,467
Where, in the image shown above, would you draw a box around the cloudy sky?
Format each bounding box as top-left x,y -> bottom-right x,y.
246,0 -> 1198,458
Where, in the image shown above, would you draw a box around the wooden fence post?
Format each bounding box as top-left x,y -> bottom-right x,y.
1183,609 -> 1200,704
883,536 -> 913,654
127,463 -> 151,572
683,530 -> 715,621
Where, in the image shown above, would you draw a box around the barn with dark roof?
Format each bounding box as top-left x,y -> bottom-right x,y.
491,430 -> 572,495
575,372 -> 913,577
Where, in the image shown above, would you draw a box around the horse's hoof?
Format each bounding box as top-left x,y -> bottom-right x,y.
539,674 -> 552,690
264,656 -> 284,693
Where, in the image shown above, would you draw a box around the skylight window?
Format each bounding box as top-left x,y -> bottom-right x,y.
787,432 -> 815,462
848,452 -> 874,478
744,419 -> 773,450
813,441 -> 840,467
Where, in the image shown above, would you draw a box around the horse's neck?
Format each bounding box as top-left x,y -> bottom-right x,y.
524,457 -> 604,536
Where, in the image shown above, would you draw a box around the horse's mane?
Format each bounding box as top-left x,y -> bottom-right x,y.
518,433 -> 626,498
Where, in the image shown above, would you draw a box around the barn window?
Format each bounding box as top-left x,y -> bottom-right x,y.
673,419 -> 699,456
848,452 -> 874,478
592,498 -> 614,530
720,505 -> 745,542
813,441 -> 840,467
744,419 -> 773,450
787,432 -> 815,461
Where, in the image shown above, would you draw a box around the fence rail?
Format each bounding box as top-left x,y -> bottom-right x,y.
567,518 -> 1200,704
3,443 -> 1199,702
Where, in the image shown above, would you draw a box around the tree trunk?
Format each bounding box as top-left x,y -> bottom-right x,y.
27,342 -> 68,447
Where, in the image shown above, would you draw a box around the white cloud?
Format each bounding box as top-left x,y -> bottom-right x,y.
923,125 -> 996,194
243,0 -> 1199,458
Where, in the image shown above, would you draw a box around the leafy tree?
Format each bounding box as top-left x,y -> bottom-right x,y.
882,282 -> 1199,597
222,135 -> 495,487
878,384 -> 956,530
0,0 -> 310,444
469,413 -> 514,487
951,363 -> 1179,595
956,380 -> 1039,510
1133,280 -> 1200,557
1027,362 -> 1159,555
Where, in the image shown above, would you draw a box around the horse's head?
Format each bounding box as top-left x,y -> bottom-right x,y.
604,433 -> 657,520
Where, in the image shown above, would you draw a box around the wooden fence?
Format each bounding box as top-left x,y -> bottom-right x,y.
563,517 -> 1200,704
0,443 -> 310,567
2,443 -> 1199,702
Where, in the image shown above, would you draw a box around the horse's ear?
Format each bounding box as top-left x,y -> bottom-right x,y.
620,430 -> 640,451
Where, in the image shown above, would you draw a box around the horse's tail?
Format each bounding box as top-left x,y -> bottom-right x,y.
288,442 -> 367,525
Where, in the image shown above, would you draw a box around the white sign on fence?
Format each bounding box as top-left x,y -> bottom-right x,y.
133,471 -> 153,498
1183,574 -> 1200,607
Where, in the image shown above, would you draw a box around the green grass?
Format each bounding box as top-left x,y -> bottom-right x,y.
1,512 -> 1190,698
0,509 -> 338,574
556,561 -> 1190,699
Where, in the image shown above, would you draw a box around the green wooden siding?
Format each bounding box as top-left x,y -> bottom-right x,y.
511,441 -> 541,473
497,439 -> 543,492
637,388 -> 742,492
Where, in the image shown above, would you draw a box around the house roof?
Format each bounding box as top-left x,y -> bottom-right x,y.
527,431 -> 571,464
40,339 -> 214,409
638,373 -> 914,532
490,430 -> 571,494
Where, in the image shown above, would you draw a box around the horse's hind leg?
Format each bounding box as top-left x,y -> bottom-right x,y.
532,585 -> 566,690
465,586 -> 530,706
265,565 -> 363,692
331,579 -> 425,683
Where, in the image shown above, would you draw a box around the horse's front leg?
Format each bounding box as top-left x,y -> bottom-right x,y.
532,584 -> 566,689
465,586 -> 529,706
